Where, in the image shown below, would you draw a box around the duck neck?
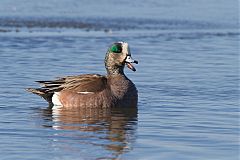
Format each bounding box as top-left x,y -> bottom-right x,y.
105,52 -> 125,76
106,65 -> 125,76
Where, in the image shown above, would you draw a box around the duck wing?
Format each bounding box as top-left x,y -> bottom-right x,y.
26,74 -> 107,102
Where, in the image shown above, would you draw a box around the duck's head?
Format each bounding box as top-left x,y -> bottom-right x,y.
105,42 -> 138,75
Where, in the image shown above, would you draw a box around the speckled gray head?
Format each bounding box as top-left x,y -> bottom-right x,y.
105,42 -> 138,75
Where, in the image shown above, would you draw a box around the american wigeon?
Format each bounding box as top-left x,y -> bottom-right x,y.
27,42 -> 138,108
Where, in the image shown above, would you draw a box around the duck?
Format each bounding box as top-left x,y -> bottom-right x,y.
26,42 -> 138,109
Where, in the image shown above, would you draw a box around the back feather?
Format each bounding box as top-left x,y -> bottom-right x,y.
26,74 -> 107,104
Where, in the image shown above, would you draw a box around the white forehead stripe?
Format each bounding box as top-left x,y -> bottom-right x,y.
121,42 -> 129,55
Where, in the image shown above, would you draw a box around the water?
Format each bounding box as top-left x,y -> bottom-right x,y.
0,0 -> 239,159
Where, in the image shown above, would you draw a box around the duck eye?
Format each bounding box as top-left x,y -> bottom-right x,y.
110,44 -> 122,53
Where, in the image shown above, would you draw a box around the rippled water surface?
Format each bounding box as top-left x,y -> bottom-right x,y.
0,0 -> 239,160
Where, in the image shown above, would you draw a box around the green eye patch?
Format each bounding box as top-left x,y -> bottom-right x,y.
110,44 -> 122,53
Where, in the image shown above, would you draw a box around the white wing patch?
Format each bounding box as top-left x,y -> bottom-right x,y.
77,91 -> 94,94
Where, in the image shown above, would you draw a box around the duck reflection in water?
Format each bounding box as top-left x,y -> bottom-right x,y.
41,106 -> 138,158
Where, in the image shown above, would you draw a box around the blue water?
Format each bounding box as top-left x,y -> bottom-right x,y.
0,0 -> 239,160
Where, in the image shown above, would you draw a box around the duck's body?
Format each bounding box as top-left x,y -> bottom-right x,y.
27,42 -> 138,108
